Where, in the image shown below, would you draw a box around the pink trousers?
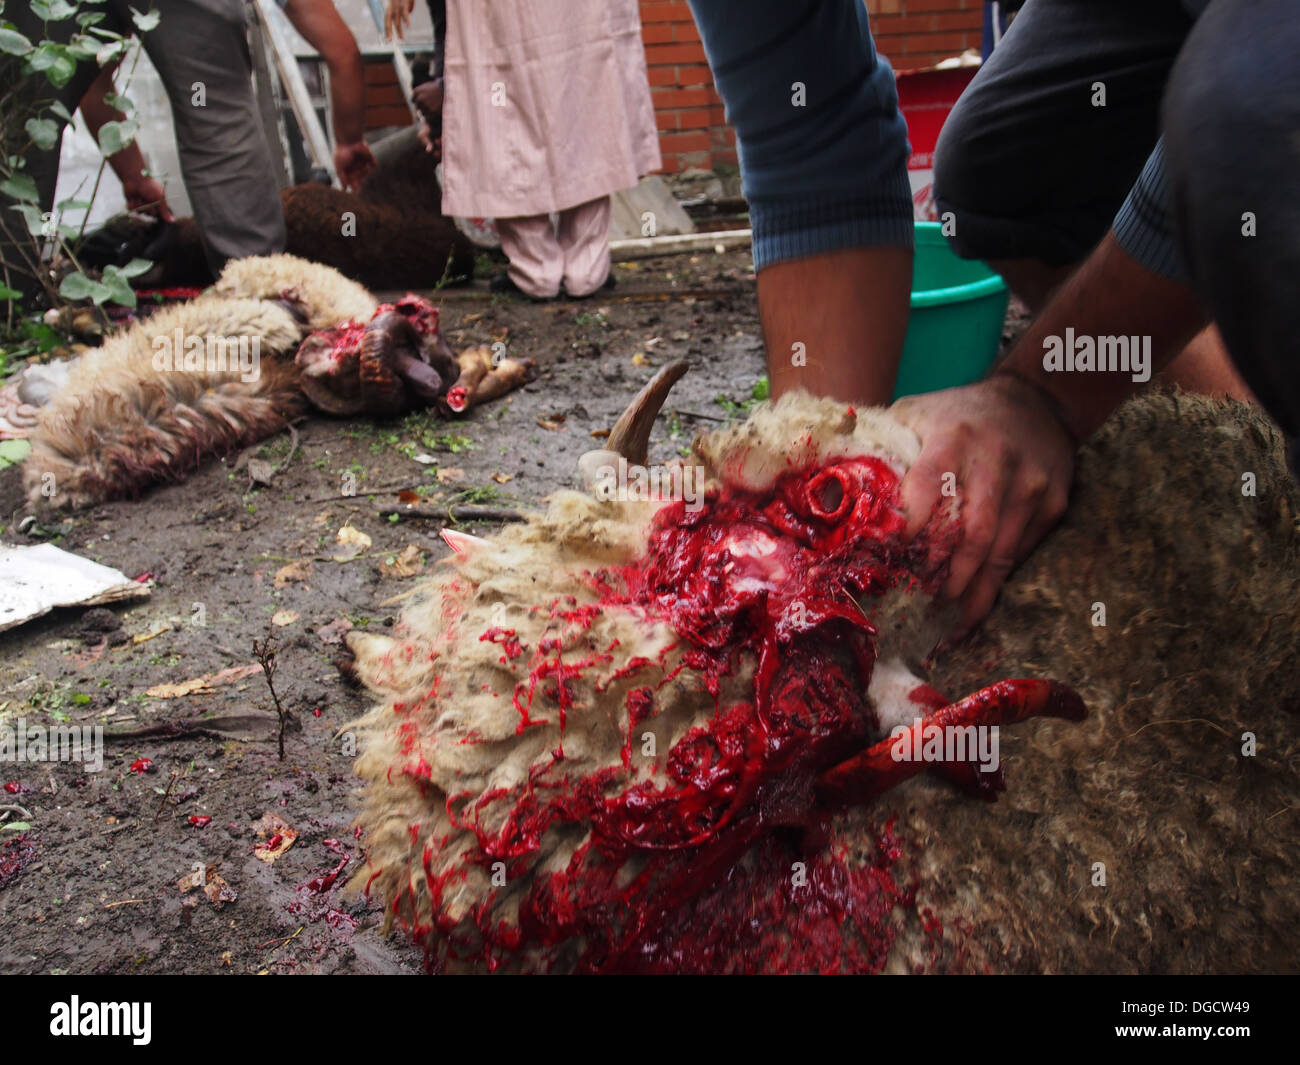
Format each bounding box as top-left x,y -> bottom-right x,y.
495,196 -> 612,299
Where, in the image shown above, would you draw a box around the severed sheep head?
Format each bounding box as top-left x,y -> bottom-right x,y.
347,363 -> 1084,972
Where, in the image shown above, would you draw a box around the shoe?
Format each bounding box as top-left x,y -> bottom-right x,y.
563,273 -> 616,300
489,272 -> 556,302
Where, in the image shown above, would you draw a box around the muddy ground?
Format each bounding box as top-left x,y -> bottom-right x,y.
0,247 -> 797,974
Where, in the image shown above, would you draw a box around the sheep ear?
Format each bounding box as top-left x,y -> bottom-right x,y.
604,360 -> 689,465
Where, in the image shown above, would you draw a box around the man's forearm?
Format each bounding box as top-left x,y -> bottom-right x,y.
994,232 -> 1208,442
79,64 -> 148,185
327,50 -> 367,146
759,247 -> 911,405
284,0 -> 367,145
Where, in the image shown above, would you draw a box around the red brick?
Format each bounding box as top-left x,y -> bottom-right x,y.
644,41 -> 708,66
900,31 -> 968,53
869,13 -> 936,34
366,84 -> 406,107
641,22 -> 675,45
652,87 -> 716,109
366,105 -> 412,128
673,20 -> 701,43
655,110 -> 678,131
904,0 -> 966,12
675,108 -> 714,130
646,65 -> 679,86
933,10 -> 982,30
658,130 -> 711,154
640,1 -> 693,24
675,63 -> 715,88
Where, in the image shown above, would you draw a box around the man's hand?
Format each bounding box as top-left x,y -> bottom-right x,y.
121,173 -> 175,222
416,121 -> 442,160
411,78 -> 443,120
334,140 -> 376,192
891,373 -> 1077,638
385,0 -> 416,41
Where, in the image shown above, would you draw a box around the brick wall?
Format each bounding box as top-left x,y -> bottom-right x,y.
640,0 -> 734,174
640,0 -> 982,173
362,59 -> 411,132
360,2 -> 983,173
866,0 -> 984,71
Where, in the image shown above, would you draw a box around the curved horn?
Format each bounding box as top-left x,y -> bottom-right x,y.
604,360 -> 689,465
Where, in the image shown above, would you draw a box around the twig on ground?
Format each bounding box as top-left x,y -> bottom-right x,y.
377,503 -> 527,524
252,627 -> 288,759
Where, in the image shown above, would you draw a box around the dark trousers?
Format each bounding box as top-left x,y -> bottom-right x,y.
934,0 -> 1300,453
4,0 -> 284,286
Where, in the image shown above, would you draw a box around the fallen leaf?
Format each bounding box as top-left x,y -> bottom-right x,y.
253,813 -> 297,863
491,472 -> 513,484
177,865 -> 237,907
590,428 -> 610,439
631,352 -> 648,367
434,467 -> 464,485
271,609 -> 299,627
274,560 -> 313,588
312,511 -> 331,525
411,452 -> 438,465
131,623 -> 172,645
379,544 -> 425,579
397,490 -> 420,504
146,664 -> 260,699
537,414 -> 567,431
316,617 -> 353,645
246,458 -> 276,487
333,524 -> 372,562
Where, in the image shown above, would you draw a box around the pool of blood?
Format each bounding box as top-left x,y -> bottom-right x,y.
413,456 -> 947,972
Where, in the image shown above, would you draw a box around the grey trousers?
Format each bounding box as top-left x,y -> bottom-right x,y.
5,0 -> 284,280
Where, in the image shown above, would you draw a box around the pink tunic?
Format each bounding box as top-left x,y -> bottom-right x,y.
439,0 -> 662,220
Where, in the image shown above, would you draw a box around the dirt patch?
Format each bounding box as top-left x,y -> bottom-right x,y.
0,249 -> 767,974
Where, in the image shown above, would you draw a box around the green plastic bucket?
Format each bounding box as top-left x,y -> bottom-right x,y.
892,221 -> 1009,400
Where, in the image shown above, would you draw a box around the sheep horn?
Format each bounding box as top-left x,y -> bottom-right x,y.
604,360 -> 689,465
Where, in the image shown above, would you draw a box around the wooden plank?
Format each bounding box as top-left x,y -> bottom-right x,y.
251,0 -> 338,184
364,0 -> 420,123
609,228 -> 751,261
247,4 -> 290,189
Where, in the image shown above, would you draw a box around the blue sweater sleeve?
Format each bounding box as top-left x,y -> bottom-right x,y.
1112,138 -> 1189,282
687,0 -> 914,270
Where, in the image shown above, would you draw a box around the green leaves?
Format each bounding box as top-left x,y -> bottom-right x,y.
0,440 -> 31,473
103,91 -> 133,113
31,0 -> 79,20
0,284 -> 21,300
95,38 -> 126,66
10,203 -> 48,238
27,42 -> 78,87
59,264 -> 143,309
130,7 -> 161,33
25,117 -> 59,151
100,264 -> 139,307
96,118 -> 138,156
65,33 -> 101,61
0,27 -> 33,57
0,173 -> 39,203
58,272 -> 103,302
118,257 -> 152,279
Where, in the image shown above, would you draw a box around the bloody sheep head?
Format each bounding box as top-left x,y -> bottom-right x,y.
347,362 -> 1085,972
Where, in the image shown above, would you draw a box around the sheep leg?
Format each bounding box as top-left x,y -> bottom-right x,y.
817,679 -> 1086,806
